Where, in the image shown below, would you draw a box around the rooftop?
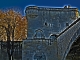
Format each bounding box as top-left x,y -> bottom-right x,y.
26,5 -> 78,11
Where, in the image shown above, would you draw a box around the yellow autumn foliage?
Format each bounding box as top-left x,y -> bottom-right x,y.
0,9 -> 27,41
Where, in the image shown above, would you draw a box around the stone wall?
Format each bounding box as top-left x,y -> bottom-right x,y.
22,38 -> 58,60
25,6 -> 78,38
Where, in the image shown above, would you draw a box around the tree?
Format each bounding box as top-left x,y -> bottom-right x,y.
0,9 -> 27,60
14,15 -> 27,41
0,9 -> 27,41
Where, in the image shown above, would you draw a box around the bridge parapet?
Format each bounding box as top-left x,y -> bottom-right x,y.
57,18 -> 80,60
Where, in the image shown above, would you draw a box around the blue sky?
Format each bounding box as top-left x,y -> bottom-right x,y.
0,0 -> 80,15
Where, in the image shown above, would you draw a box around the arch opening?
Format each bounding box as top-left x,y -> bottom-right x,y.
34,52 -> 46,60
66,36 -> 80,60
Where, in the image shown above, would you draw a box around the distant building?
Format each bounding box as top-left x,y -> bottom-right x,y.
25,5 -> 79,38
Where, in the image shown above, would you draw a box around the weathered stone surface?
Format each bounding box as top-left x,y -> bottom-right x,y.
22,39 -> 58,60
22,6 -> 79,60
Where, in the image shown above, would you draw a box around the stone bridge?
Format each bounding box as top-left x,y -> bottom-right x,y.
57,18 -> 80,60
22,5 -> 80,60
22,18 -> 80,60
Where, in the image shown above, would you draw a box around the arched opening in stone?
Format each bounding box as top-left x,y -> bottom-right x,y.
66,36 -> 80,60
34,52 -> 46,60
33,29 -> 45,39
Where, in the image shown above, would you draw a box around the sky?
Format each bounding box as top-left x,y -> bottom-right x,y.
0,0 -> 80,15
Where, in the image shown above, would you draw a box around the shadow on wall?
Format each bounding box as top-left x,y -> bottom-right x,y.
66,36 -> 80,60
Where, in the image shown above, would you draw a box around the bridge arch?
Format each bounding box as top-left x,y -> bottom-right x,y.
66,36 -> 80,60
63,27 -> 80,60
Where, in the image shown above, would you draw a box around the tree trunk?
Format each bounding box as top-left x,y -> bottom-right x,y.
7,24 -> 12,60
1,40 -> 2,49
9,55 -> 11,60
8,55 -> 14,60
12,29 -> 14,50
7,24 -> 11,49
7,49 -> 14,60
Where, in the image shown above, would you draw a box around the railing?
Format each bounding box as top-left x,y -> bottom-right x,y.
25,38 -> 52,45
0,41 -> 22,49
